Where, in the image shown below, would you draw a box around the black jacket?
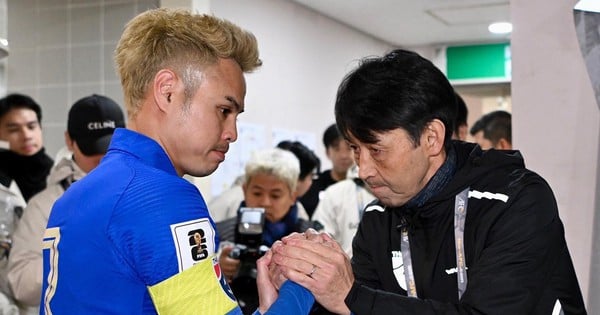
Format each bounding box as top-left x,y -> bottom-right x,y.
346,141 -> 586,315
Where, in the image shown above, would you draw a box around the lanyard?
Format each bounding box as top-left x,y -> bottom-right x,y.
400,217 -> 417,297
453,188 -> 469,299
400,187 -> 470,299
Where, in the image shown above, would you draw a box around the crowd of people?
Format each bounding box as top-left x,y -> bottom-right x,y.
0,6 -> 587,315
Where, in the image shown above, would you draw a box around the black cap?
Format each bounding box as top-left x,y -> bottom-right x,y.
67,94 -> 125,156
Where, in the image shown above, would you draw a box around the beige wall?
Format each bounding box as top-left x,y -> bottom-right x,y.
511,0 -> 599,308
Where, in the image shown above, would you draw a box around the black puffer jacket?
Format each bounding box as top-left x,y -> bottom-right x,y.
346,141 -> 586,315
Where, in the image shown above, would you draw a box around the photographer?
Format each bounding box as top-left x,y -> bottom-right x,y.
209,140 -> 319,223
216,148 -> 314,314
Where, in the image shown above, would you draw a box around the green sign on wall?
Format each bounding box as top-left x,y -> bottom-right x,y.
446,43 -> 511,82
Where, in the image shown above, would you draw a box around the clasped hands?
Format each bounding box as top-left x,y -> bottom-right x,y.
255,229 -> 354,315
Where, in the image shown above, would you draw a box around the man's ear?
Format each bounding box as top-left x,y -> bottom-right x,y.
64,131 -> 75,151
290,190 -> 298,206
423,119 -> 446,156
152,69 -> 177,113
496,138 -> 512,150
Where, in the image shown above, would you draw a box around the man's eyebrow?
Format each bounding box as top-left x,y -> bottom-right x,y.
6,122 -> 25,127
225,96 -> 244,114
6,120 -> 38,127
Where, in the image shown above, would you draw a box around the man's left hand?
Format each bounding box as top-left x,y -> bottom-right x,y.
271,232 -> 353,315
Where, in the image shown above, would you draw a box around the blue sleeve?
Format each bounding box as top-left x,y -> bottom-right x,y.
252,281 -> 315,315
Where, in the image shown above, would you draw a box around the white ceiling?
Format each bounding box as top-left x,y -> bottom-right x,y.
288,0 -> 513,98
289,0 -> 511,47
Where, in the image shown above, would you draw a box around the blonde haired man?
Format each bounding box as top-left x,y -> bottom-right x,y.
40,9 -> 311,315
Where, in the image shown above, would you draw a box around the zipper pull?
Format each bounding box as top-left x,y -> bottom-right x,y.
396,216 -> 409,234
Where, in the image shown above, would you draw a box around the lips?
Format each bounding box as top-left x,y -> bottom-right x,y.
21,144 -> 38,154
213,146 -> 229,162
213,150 -> 226,162
214,143 -> 229,154
364,179 -> 380,188
368,184 -> 384,192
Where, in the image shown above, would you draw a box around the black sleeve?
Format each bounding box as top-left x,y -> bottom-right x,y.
350,214 -> 382,290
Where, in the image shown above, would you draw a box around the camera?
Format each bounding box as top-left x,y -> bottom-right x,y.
228,207 -> 268,314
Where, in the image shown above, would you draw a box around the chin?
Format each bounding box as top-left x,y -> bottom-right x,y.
185,168 -> 211,178
379,195 -> 407,208
191,170 -> 214,177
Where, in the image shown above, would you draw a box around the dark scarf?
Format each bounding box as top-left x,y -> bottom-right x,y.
0,148 -> 53,201
404,145 -> 457,209
263,203 -> 299,247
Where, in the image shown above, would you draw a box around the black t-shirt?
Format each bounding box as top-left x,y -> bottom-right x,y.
298,169 -> 337,218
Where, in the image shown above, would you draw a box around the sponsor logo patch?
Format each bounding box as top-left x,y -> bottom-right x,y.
171,218 -> 216,272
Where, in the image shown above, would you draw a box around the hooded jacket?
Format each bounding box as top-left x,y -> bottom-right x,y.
345,141 -> 586,315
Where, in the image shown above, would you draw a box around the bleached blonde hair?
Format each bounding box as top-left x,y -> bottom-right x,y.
114,8 -> 262,118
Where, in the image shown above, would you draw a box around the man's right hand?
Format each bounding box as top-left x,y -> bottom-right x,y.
219,245 -> 241,283
272,231 -> 353,315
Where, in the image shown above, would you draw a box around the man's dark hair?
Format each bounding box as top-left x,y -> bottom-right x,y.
483,110 -> 511,146
322,123 -> 343,149
454,92 -> 468,136
0,93 -> 43,124
277,140 -> 321,179
469,116 -> 487,136
335,49 -> 457,150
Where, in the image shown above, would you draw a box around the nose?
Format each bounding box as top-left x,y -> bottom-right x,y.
224,120 -> 238,143
21,126 -> 33,139
357,151 -> 375,181
259,195 -> 272,208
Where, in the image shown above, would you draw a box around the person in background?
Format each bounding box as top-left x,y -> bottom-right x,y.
271,49 -> 586,314
0,94 -> 53,303
217,148 -> 315,313
0,94 -> 53,203
453,92 -> 469,141
40,8 -> 312,315
299,124 -> 353,217
6,94 -> 125,315
209,140 -> 319,222
310,165 -> 374,257
276,141 -> 320,200
469,110 -> 512,150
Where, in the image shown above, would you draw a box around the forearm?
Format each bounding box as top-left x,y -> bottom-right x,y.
255,281 -> 314,315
